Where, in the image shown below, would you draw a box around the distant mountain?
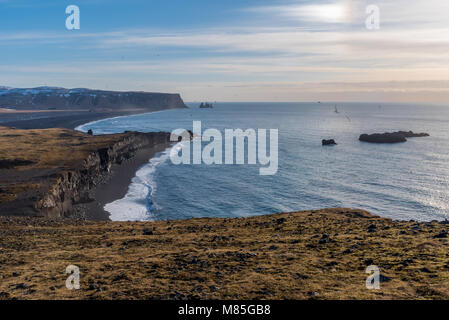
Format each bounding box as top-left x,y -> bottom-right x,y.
0,86 -> 187,111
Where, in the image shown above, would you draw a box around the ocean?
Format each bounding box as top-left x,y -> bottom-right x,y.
76,102 -> 449,222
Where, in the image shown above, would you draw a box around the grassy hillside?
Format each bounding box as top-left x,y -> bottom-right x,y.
1,208 -> 448,300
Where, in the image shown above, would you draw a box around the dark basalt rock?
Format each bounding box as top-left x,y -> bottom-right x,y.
322,139 -> 337,146
199,102 -> 213,108
359,131 -> 429,144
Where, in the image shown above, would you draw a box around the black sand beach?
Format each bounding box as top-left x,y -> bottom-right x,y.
1,110 -> 150,130
79,140 -> 172,220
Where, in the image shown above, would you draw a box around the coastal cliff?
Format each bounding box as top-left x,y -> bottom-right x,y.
0,87 -> 186,111
0,127 -> 172,218
34,132 -> 172,218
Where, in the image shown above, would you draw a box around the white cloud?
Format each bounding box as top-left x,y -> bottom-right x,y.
1,0 -> 449,102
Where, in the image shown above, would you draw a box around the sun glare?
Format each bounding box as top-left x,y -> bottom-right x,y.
316,4 -> 347,21
287,3 -> 349,23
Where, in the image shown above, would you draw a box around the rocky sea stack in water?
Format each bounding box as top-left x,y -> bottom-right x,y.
199,102 -> 213,109
322,139 -> 337,146
359,131 -> 429,144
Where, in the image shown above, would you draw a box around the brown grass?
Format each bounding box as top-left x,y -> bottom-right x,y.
0,126 -> 126,170
0,126 -> 129,204
0,208 -> 448,300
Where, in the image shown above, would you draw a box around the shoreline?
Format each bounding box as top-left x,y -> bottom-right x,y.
74,108 -> 180,132
0,109 -> 180,220
1,108 -> 180,130
0,105 -> 442,223
77,141 -> 172,221
72,109 -> 177,221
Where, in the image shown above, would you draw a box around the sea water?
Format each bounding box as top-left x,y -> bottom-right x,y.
76,102 -> 449,222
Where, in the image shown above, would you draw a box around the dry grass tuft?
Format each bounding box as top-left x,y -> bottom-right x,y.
0,208 -> 448,300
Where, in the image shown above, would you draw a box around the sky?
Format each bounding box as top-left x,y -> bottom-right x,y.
0,0 -> 448,103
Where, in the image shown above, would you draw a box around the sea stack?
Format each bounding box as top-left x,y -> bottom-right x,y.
359,131 -> 429,143
322,139 -> 337,146
199,102 -> 213,108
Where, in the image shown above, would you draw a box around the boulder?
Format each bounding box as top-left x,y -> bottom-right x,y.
322,139 -> 337,146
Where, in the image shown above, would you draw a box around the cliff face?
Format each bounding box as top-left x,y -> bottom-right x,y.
0,127 -> 173,218
35,132 -> 171,218
0,87 -> 186,111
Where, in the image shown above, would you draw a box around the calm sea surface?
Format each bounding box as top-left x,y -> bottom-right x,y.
77,102 -> 449,222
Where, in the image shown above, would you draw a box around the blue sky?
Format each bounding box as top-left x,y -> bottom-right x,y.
0,0 -> 449,102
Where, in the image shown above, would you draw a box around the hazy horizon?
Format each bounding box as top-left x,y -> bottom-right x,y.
1,0 -> 449,103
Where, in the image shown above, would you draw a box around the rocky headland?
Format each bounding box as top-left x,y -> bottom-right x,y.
0,126 -> 176,219
0,87 -> 187,129
0,87 -> 186,111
